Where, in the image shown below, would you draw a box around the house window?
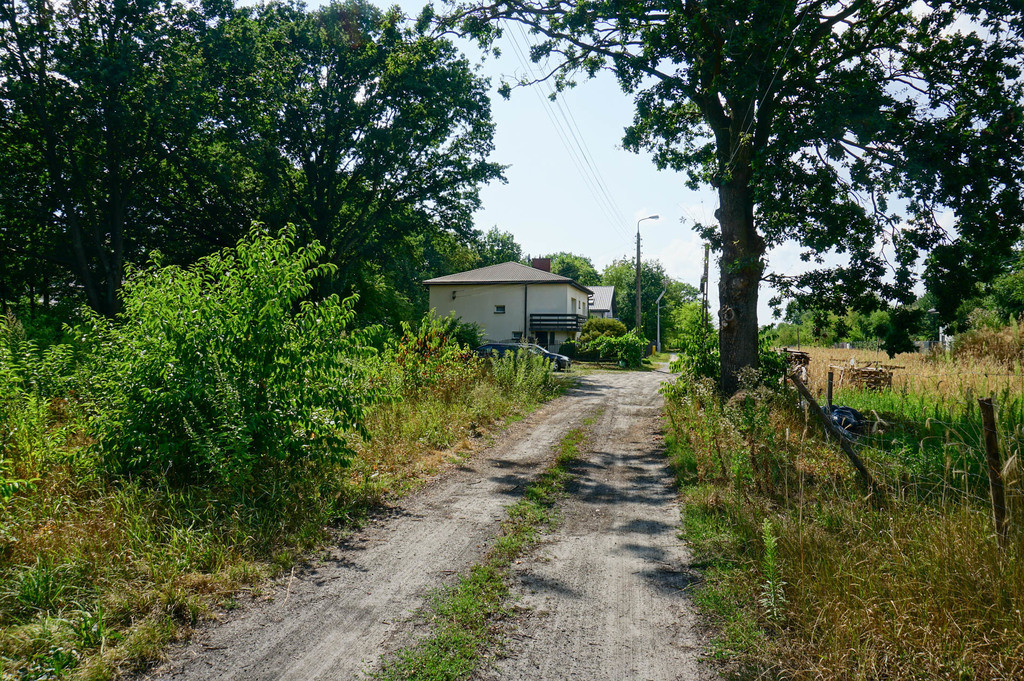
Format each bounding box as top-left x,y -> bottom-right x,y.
494,305 -> 505,314
571,297 -> 577,311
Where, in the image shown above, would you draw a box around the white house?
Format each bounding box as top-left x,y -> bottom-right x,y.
588,286 -> 617,319
424,260 -> 592,350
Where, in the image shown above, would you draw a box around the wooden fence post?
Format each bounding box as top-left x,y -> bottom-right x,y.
827,371 -> 834,412
789,373 -> 883,500
978,397 -> 1009,549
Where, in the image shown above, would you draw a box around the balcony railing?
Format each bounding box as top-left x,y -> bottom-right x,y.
529,313 -> 587,332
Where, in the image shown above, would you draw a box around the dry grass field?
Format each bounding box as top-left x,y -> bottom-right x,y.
791,345 -> 1024,400
664,335 -> 1024,679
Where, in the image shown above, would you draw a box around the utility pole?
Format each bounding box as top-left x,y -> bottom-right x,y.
700,244 -> 710,329
635,215 -> 659,335
656,288 -> 666,352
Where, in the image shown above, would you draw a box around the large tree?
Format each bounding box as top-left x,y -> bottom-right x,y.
0,0 -> 222,315
0,0 -> 503,320
475,226 -> 524,265
238,0 -> 504,298
449,0 -> 1024,392
543,251 -> 601,285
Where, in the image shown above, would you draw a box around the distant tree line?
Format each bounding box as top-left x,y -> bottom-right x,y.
774,247 -> 1024,352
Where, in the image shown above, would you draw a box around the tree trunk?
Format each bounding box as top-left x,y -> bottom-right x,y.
103,189 -> 126,317
716,175 -> 764,395
67,211 -> 103,314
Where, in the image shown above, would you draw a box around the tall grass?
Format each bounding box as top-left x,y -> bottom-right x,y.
664,362 -> 1024,679
0,286 -> 567,677
799,345 -> 1024,500
799,345 -> 1024,398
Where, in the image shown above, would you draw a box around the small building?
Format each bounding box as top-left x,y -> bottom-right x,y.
424,260 -> 592,350
588,286 -> 616,319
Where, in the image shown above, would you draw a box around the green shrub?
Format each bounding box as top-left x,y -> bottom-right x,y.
757,329 -> 788,386
489,348 -> 554,399
672,326 -> 787,387
586,330 -> 646,367
559,340 -> 602,361
579,317 -> 627,344
394,312 -> 484,400
89,224 -> 381,490
672,320 -> 720,380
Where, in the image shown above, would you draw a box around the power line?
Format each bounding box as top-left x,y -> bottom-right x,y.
502,22 -> 635,246
515,23 -> 633,236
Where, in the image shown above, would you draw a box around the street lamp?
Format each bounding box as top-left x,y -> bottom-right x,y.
635,214 -> 659,334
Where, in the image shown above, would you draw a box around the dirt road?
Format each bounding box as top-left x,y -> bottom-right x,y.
481,369 -> 709,680
145,370 -> 709,681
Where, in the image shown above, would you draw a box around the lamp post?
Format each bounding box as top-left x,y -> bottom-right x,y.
635,214 -> 659,334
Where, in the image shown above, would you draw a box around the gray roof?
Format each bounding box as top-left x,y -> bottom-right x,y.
588,286 -> 615,312
424,262 -> 593,295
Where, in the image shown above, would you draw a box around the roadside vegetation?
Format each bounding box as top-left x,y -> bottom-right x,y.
665,339 -> 1024,679
0,229 -> 565,681
375,419 -> 593,681
560,318 -> 649,368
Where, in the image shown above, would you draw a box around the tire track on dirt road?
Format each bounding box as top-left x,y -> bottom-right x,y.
479,369 -> 711,681
144,374 -> 624,681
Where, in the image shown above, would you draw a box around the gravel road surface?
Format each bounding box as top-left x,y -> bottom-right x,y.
143,369 -> 710,681
481,368 -> 711,680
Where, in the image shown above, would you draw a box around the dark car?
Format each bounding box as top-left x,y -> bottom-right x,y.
475,342 -> 571,371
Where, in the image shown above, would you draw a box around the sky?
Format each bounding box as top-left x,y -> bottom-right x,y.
301,0 -> 820,323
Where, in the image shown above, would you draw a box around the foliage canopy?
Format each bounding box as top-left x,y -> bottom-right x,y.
448,0 -> 1024,392
0,0 -> 502,327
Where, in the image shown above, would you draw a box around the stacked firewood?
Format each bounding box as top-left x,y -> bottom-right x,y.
828,359 -> 903,391
784,349 -> 811,382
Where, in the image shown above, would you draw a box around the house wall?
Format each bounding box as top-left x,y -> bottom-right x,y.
428,282 -> 588,345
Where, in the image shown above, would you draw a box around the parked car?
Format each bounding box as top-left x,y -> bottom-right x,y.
474,342 -> 571,371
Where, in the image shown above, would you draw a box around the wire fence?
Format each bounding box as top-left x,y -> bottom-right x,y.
783,350 -> 1024,536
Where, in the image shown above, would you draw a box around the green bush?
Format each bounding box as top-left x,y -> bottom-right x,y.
89,225 -> 381,490
394,312 -> 484,400
579,317 -> 627,344
757,329 -> 788,386
672,325 -> 786,388
672,322 -> 720,380
558,340 -> 601,361
489,348 -> 554,399
586,331 -> 646,368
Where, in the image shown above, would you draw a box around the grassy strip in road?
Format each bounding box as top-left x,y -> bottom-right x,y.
374,415 -> 598,681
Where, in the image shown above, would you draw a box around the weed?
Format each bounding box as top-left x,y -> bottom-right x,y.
69,606 -> 113,651
757,518 -> 786,623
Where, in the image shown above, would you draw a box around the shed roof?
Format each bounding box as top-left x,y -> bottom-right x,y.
588,286 -> 615,312
424,261 -> 593,295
